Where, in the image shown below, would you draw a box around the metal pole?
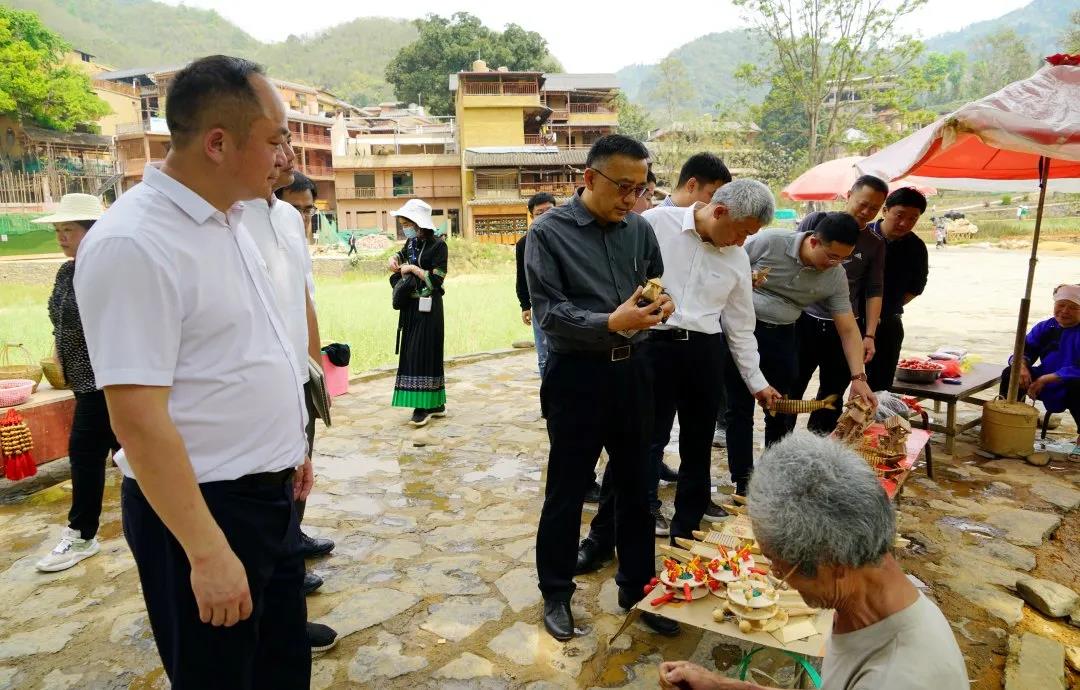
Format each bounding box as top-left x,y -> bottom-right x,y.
1006,156 -> 1050,402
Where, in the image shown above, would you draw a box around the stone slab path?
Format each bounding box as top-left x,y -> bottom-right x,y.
1,351 -> 1079,688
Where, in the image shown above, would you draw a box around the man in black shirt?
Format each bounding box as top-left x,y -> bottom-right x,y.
515,192 -> 557,376
526,135 -> 677,641
867,187 -> 930,391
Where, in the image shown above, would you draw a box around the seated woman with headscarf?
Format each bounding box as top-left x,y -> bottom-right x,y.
1000,284 -> 1080,457
658,433 -> 968,690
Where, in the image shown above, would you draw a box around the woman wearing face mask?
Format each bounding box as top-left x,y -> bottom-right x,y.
33,194 -> 122,572
388,199 -> 449,427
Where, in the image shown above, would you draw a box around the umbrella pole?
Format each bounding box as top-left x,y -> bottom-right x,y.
1005,156 -> 1051,402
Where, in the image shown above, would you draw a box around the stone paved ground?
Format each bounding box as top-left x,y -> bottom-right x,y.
1,351 -> 1078,689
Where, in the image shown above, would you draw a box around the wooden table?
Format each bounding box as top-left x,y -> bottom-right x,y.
888,362 -> 1002,454
10,382 -> 75,466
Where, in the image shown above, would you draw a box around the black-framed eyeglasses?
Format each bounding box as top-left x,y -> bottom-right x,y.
590,168 -> 650,199
293,205 -> 317,217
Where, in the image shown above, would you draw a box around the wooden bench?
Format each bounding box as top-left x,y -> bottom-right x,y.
888,362 -> 1002,455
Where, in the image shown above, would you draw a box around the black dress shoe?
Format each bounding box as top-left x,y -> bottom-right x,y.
658,462 -> 679,483
543,599 -> 574,640
299,532 -> 335,559
575,537 -> 614,575
583,481 -> 602,504
618,587 -> 680,636
302,571 -> 324,596
704,500 -> 729,521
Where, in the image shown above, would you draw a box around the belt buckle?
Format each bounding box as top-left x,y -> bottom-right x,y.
611,345 -> 631,362
674,329 -> 689,341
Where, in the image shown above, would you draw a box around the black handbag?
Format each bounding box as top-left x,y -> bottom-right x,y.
391,273 -> 419,310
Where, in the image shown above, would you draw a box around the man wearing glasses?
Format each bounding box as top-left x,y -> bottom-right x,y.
723,212 -> 876,498
790,175 -> 889,434
525,135 -> 677,641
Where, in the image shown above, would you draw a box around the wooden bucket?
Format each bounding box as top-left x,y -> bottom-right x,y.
980,398 -> 1039,457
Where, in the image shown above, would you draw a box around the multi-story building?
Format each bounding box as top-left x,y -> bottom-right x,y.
331,104 -> 460,237
450,62 -> 620,242
99,66 -> 354,211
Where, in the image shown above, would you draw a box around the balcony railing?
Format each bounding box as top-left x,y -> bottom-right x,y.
524,134 -> 553,146
301,164 -> 333,178
337,185 -> 461,200
475,181 -> 579,199
92,79 -> 139,98
294,132 -> 331,147
569,103 -> 615,114
463,81 -> 539,96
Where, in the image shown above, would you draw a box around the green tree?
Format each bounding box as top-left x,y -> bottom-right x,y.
0,7 -> 109,131
648,57 -> 695,126
733,0 -> 926,165
385,13 -> 560,116
613,93 -> 653,141
1063,11 -> 1080,54
920,51 -> 967,105
967,29 -> 1037,99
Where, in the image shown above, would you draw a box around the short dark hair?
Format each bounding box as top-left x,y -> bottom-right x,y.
585,134 -> 650,169
647,169 -> 657,185
850,174 -> 888,196
276,171 -> 318,200
527,192 -> 556,213
676,152 -> 732,189
813,212 -> 861,246
884,187 -> 927,213
73,220 -> 95,232
166,55 -> 267,148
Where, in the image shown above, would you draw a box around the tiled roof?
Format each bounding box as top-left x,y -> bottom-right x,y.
464,149 -> 588,167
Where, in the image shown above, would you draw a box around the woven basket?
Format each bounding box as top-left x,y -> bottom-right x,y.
0,344 -> 42,393
0,379 -> 34,407
40,357 -> 68,390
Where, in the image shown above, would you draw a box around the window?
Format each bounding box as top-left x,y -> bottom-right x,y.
353,173 -> 375,189
392,171 -> 414,197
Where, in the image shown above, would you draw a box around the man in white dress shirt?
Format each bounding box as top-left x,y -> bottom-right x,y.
579,180 -> 782,561
243,146 -> 338,653
75,56 -> 312,688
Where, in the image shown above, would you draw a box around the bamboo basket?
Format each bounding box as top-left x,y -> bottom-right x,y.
980,398 -> 1038,457
40,357 -> 68,390
0,344 -> 42,393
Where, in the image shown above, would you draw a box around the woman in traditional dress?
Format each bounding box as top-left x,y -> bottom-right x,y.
33,194 -> 121,572
388,199 -> 448,427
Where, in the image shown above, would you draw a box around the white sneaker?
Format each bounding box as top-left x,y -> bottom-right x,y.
36,527 -> 100,572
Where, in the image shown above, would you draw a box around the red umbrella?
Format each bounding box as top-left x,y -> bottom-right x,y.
781,156 -> 937,201
859,55 -> 1080,402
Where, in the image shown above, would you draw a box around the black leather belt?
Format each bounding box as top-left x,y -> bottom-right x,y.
758,321 -> 796,330
232,468 -> 296,488
554,343 -> 638,362
651,328 -> 691,341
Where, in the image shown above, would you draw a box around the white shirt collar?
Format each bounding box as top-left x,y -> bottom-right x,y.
142,164 -> 244,227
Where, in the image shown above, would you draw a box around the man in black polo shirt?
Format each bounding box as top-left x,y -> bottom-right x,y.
791,174 -> 888,434
867,188 -> 929,391
526,135 -> 677,641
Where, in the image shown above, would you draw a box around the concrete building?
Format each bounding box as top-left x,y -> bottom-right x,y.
331,105 -> 460,238
450,62 -> 620,242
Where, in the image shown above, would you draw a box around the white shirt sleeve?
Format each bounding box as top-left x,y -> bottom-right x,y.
721,254 -> 769,394
74,236 -> 181,387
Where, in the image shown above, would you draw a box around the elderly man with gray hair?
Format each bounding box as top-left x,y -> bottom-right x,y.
658,432 -> 968,690
579,179 -> 784,581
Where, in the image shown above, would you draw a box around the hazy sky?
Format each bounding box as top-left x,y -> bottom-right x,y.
161,0 -> 1034,72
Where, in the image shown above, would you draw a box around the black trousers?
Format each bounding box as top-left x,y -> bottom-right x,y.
536,347 -> 655,601
296,380 -> 317,524
122,472 -> 310,690
68,390 -> 120,540
868,314 -> 904,393
724,321 -> 798,485
791,313 -> 852,434
999,367 -> 1080,428
588,333 -> 725,545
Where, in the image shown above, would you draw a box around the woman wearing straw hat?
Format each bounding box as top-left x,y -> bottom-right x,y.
33,193 -> 120,572
388,199 -> 449,426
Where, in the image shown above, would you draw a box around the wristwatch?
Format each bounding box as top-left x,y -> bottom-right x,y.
851,372 -> 867,382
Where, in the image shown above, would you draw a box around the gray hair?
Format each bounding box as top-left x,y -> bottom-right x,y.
748,432 -> 895,577
710,178 -> 775,226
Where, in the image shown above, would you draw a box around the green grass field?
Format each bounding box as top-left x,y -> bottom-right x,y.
0,230 -> 58,257
0,271 -> 530,375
